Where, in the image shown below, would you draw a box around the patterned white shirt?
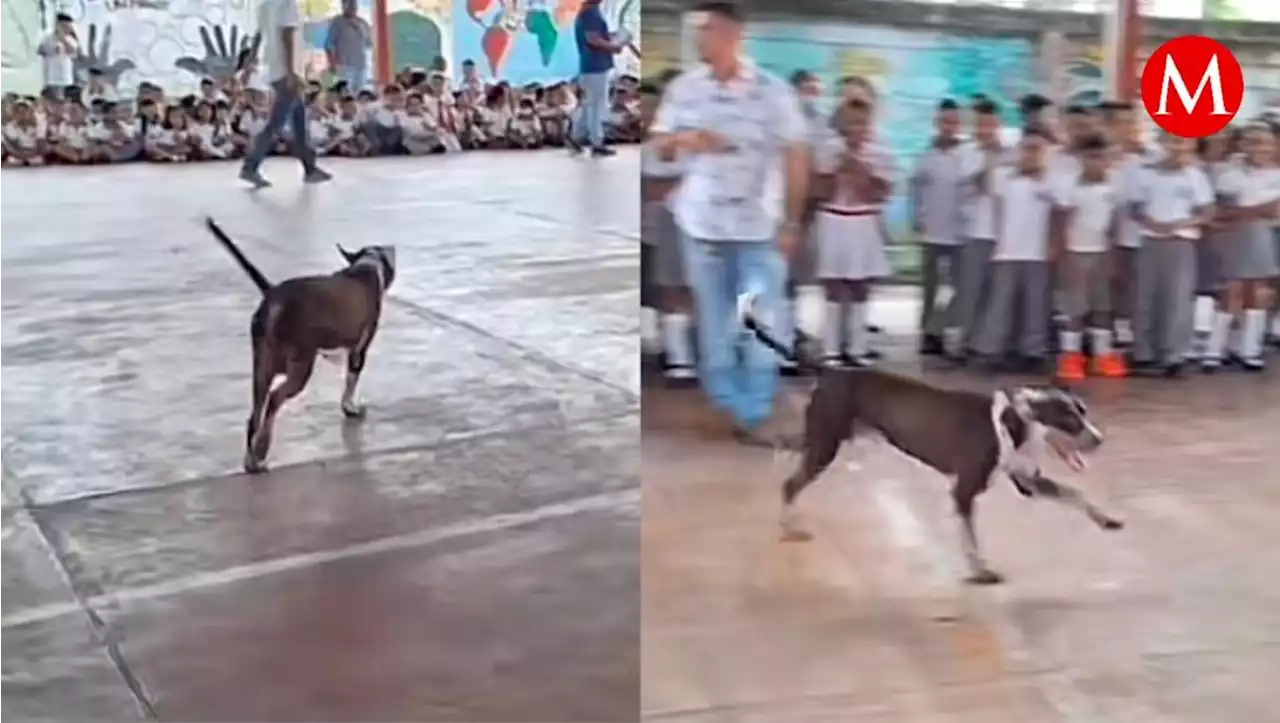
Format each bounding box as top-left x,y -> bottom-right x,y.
653,61 -> 807,242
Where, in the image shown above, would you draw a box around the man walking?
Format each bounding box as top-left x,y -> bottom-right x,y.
240,0 -> 331,188
325,0 -> 372,91
650,0 -> 810,444
571,0 -> 626,157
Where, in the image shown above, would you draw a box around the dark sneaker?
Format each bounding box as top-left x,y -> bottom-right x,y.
239,167 -> 271,189
303,167 -> 332,184
919,334 -> 944,356
591,146 -> 617,157
566,135 -> 584,154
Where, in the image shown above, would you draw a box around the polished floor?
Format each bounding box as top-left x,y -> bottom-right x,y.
1,151 -> 641,722
642,348 -> 1280,722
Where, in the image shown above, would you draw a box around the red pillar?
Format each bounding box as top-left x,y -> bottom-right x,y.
374,0 -> 392,86
1119,0 -> 1143,101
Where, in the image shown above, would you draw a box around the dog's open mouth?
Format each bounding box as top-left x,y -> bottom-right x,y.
1045,429 -> 1088,472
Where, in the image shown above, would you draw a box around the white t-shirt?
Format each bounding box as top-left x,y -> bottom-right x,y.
992,166 -> 1056,261
3,122 -> 42,149
398,111 -> 436,139
307,116 -> 331,142
1129,165 -> 1214,240
38,34 -> 77,87
1215,165 -> 1280,210
912,144 -> 966,246
55,121 -> 91,149
958,142 -> 1013,241
238,111 -> 267,137
371,105 -> 400,127
257,0 -> 302,83
330,117 -> 357,141
1057,176 -> 1121,253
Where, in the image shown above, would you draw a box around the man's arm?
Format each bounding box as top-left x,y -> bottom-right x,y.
324,22 -> 339,67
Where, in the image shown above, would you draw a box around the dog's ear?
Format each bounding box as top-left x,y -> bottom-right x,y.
336,244 -> 359,265
999,406 -> 1029,449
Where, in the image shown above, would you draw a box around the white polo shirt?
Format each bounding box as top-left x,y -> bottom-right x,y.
1057,175 -> 1121,254
911,142 -> 966,246
1129,164 -> 1214,240
958,142 -> 1014,241
38,33 -> 77,87
1215,164 -> 1280,211
652,61 -> 807,241
991,166 -> 1056,262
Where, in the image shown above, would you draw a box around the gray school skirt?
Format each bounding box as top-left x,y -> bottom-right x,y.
642,202 -> 686,288
1195,231 -> 1223,292
1220,220 -> 1280,280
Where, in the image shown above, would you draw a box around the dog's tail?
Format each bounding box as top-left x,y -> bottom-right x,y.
204,217 -> 272,294
736,292 -> 823,371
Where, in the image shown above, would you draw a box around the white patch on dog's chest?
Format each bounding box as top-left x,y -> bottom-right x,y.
990,391 -> 1045,478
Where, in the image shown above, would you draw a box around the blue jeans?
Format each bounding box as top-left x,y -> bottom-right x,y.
336,64 -> 368,90
680,233 -> 786,429
573,71 -> 610,149
242,78 -> 317,174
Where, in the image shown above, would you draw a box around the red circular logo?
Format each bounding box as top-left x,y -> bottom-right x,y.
1140,35 -> 1244,139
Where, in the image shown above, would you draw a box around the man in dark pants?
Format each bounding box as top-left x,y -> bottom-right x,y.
240,0 -> 331,188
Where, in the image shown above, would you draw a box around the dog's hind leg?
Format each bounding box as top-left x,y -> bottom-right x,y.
779,432 -> 841,543
341,326 -> 378,419
249,352 -> 317,471
1027,474 -> 1124,531
244,340 -> 278,474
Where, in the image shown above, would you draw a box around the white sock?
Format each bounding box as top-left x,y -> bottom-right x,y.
1193,295 -> 1216,335
1060,330 -> 1082,353
641,308 -> 661,354
662,313 -> 694,367
823,301 -> 843,359
1089,327 -> 1112,357
795,285 -> 825,338
846,302 -> 869,358
1205,311 -> 1233,362
1115,318 -> 1134,345
1242,308 -> 1266,361
943,326 -> 963,356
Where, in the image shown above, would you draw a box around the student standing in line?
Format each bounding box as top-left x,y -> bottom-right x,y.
910,99 -> 965,356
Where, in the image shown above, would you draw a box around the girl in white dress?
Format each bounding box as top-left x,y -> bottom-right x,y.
811,98 -> 895,366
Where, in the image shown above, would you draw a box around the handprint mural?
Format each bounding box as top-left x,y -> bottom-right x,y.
451,0 -> 637,85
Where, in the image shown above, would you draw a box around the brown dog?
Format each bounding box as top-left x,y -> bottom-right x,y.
204,217 -> 396,473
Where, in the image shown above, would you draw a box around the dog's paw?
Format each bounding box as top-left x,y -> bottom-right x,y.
1099,516 -> 1124,531
342,402 -> 368,419
965,568 -> 1005,586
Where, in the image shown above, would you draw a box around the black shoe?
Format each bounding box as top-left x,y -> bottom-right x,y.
303,167 -> 332,184
566,136 -> 584,154
1241,357 -> 1266,372
1162,361 -> 1185,378
919,335 -> 944,356
1018,355 -> 1048,375
239,167 -> 271,189
867,324 -> 884,335
591,146 -> 616,157
863,348 -> 883,361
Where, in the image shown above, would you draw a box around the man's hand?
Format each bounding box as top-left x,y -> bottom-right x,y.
673,129 -> 733,154
776,222 -> 800,260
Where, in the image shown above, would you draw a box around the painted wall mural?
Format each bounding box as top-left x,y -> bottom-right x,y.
2,0 -> 46,93
742,21 -> 1036,236
449,0 -> 636,86
299,0 -> 450,81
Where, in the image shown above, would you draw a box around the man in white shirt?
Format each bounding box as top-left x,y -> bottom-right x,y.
37,14 -> 78,97
650,0 -> 809,444
240,0 -> 331,188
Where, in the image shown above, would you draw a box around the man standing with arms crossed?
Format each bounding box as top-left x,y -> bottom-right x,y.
240,0 -> 331,188
571,0 -> 627,157
650,0 -> 809,444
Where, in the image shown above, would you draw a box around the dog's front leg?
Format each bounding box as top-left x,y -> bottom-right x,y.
1027,474 -> 1124,531
954,474 -> 1002,585
341,334 -> 375,419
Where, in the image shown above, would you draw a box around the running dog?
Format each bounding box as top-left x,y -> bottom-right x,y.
204,217 -> 396,474
737,293 -> 1123,584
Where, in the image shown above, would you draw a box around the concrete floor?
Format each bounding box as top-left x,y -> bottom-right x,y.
642,355 -> 1280,722
1,151 -> 641,722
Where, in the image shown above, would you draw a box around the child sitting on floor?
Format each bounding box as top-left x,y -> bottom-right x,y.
508,96 -> 542,149
50,101 -> 96,164
2,99 -> 47,165
90,102 -> 141,163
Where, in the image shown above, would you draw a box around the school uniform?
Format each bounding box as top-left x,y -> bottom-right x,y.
951,141 -> 1012,353
365,104 -> 403,154
973,166 -> 1055,361
398,111 -> 440,155
1206,163 -> 1280,367
813,135 -> 895,363
642,142 -> 694,376
911,141 -> 966,345
508,109 -> 542,148
1055,171 -> 1124,372
53,121 -> 92,154
1112,148 -> 1160,344
1128,163 -> 1214,369
190,121 -> 230,159
91,121 -> 141,162
3,121 -> 45,163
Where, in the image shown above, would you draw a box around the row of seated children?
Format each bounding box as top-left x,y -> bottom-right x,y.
2,73 -> 645,165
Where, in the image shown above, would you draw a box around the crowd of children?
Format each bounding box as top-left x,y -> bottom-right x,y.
641,72 -> 1280,383
2,68 -> 645,166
